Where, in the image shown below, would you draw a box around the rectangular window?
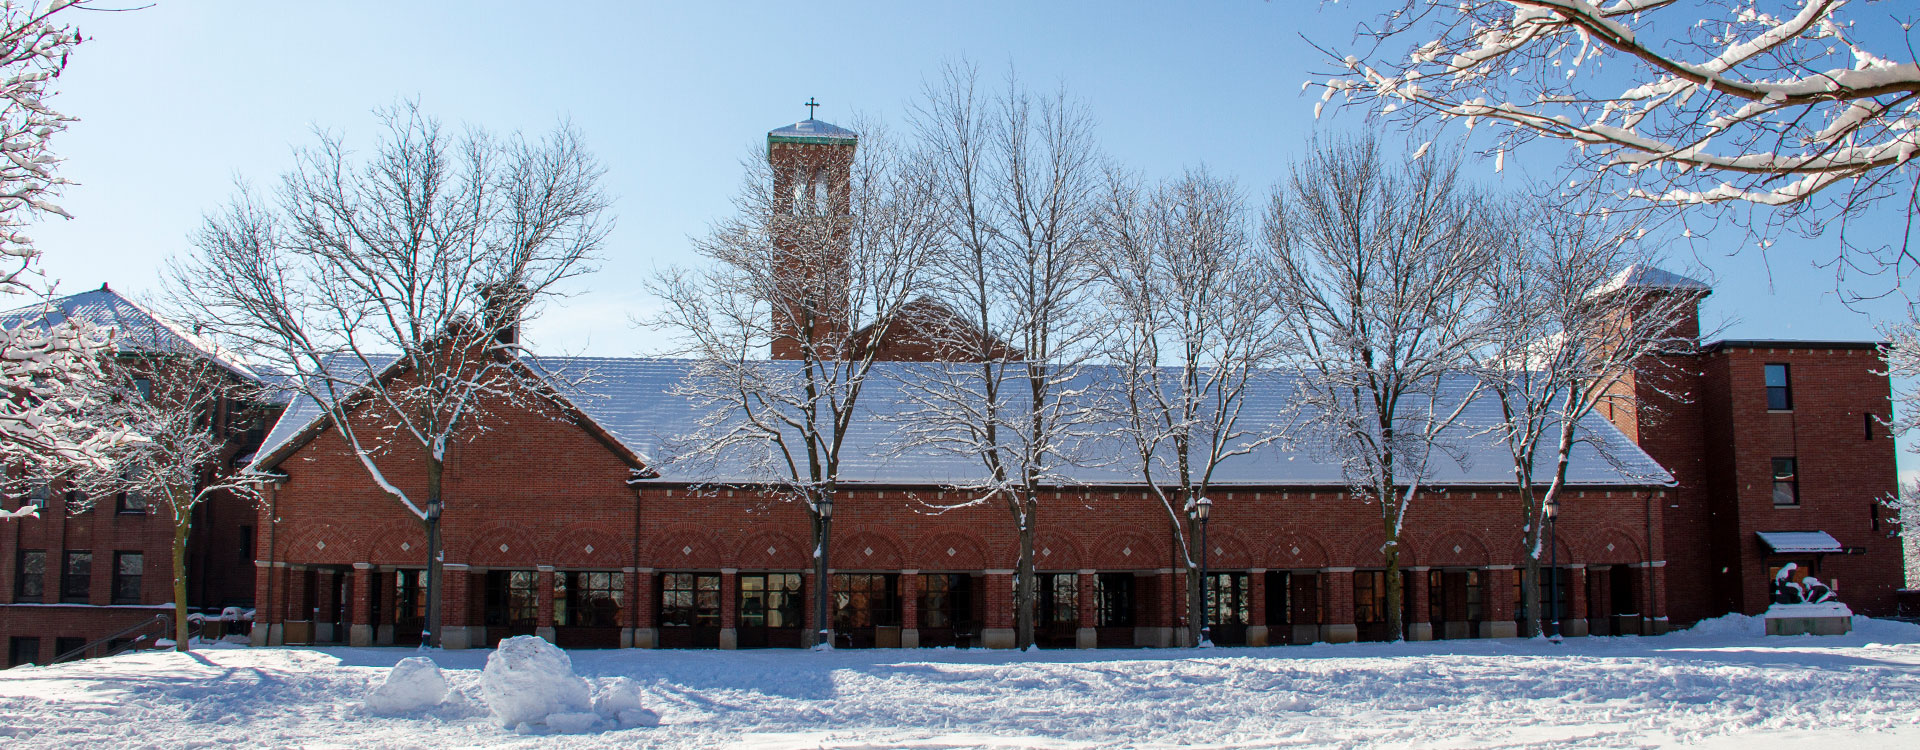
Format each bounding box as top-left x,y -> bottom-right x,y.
659,572 -> 720,628
1772,458 -> 1800,507
1206,572 -> 1251,626
1865,412 -> 1876,440
1765,363 -> 1792,410
116,491 -> 148,515
394,569 -> 427,626
554,571 -> 623,628
739,573 -> 802,629
1038,573 -> 1078,626
132,377 -> 152,401
483,570 -> 537,628
1465,570 -> 1483,622
239,526 -> 254,565
832,573 -> 898,629
918,573 -> 972,630
53,637 -> 84,663
7,637 -> 38,668
112,552 -> 143,604
61,551 -> 91,604
1354,570 -> 1387,623
25,483 -> 47,510
14,550 -> 44,602
1095,573 -> 1135,627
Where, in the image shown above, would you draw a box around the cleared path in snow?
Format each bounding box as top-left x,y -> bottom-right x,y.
0,616 -> 1917,749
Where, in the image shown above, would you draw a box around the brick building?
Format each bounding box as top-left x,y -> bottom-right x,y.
0,287 -> 277,667
232,117 -> 1907,652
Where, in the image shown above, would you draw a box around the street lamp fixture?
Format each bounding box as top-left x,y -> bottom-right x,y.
1195,496 -> 1213,647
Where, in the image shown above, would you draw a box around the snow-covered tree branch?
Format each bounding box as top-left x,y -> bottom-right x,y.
1317,0 -> 1920,260
171,101 -> 610,647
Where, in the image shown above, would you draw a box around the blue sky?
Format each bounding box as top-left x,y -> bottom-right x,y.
24,1 -> 1918,464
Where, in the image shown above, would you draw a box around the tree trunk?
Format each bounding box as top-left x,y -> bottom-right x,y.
424,454 -> 445,648
1015,495 -> 1036,650
1184,530 -> 1204,648
1383,496 -> 1404,642
173,510 -> 191,652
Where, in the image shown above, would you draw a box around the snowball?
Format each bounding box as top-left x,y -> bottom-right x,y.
594,677 -> 658,727
363,656 -> 449,715
481,636 -> 591,728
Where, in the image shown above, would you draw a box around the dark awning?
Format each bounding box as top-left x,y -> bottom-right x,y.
1757,531 -> 1845,554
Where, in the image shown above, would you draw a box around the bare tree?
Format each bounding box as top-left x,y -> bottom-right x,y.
895,63 -> 1105,649
1096,166 -> 1282,646
171,102 -> 610,647
77,337 -> 265,651
0,1 -> 133,491
1263,137 -> 1496,642
1471,195 -> 1701,637
1315,0 -> 1920,266
646,122 -> 946,649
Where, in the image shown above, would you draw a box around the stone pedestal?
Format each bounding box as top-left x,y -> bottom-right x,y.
1323,624 -> 1358,643
1764,603 -> 1852,636
1407,622 -> 1433,641
349,624 -> 374,647
1075,627 -> 1097,649
981,628 -> 1017,649
1246,624 -> 1270,647
719,627 -> 738,650
901,628 -> 920,649
633,627 -> 658,649
534,626 -> 556,644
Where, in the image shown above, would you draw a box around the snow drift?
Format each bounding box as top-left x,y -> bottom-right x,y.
481,635 -> 592,729
362,656 -> 448,715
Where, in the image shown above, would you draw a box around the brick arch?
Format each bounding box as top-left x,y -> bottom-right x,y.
736,529 -> 811,569
285,523 -> 357,565
1086,526 -> 1164,570
1193,527 -> 1255,569
1421,528 -> 1495,568
835,528 -> 906,570
550,524 -> 631,568
1342,528 -> 1417,568
1032,531 -> 1084,571
1576,526 -> 1645,565
1266,528 -> 1335,569
916,530 -> 990,570
360,521 -> 429,566
647,524 -> 724,569
462,523 -> 544,568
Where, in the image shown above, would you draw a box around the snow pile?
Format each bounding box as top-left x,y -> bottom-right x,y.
362,656 -> 449,715
1853,615 -> 1920,641
593,677 -> 660,728
481,636 -> 592,730
1671,612 -> 1765,639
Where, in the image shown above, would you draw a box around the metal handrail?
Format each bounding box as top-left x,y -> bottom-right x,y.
51,613 -> 171,664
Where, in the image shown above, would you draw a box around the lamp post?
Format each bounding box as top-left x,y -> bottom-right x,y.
1194,496 -> 1213,647
1543,497 -> 1560,642
816,495 -> 833,650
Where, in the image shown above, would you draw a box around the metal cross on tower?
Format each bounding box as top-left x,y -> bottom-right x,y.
805,97 -> 820,119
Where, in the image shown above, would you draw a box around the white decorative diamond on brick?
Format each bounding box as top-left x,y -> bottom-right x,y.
1214,547 -> 1223,556
1606,543 -> 1616,552
864,547 -> 874,557
584,545 -> 594,555
1290,546 -> 1300,556
946,547 -> 957,557
499,544 -> 509,553
1453,545 -> 1463,554
1122,547 -> 1132,557
400,542 -> 411,552
315,540 -> 325,550
682,545 -> 693,555
767,546 -> 778,557
1041,547 -> 1052,557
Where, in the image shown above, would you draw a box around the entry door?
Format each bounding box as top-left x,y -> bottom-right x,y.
483,570 -> 538,647
1289,572 -> 1320,642
738,573 -> 803,649
659,572 -> 721,648
917,573 -> 975,648
1204,572 -> 1250,646
832,573 -> 898,648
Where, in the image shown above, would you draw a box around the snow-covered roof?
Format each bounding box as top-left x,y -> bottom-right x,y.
254,356 -> 1673,489
1757,531 -> 1846,554
0,285 -> 262,384
1594,264 -> 1712,296
768,119 -> 858,145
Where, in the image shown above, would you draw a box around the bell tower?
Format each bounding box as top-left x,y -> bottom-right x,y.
766,102 -> 858,360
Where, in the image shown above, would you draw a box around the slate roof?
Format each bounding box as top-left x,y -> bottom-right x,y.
0,285 -> 261,383
1595,264 -> 1712,296
254,356 -> 1673,489
768,119 -> 858,145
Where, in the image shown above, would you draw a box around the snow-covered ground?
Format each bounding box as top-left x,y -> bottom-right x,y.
2,615 -> 1918,749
